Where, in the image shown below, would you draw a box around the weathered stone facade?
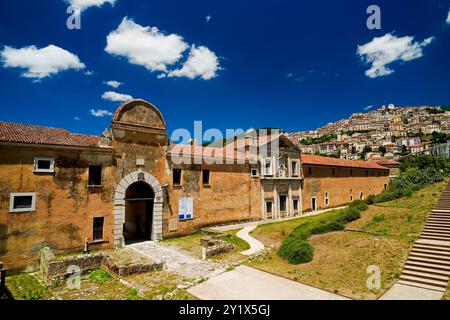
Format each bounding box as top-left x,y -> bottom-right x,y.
0,99 -> 391,271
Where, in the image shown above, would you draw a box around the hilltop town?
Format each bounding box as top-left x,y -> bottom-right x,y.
288,104 -> 450,160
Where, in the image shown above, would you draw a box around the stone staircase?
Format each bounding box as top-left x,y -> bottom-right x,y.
397,183 -> 450,292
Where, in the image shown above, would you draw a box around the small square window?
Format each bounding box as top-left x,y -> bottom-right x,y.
202,169 -> 210,185
93,217 -> 104,241
9,192 -> 36,213
88,165 -> 102,186
173,168 -> 182,186
33,157 -> 55,173
251,168 -> 258,177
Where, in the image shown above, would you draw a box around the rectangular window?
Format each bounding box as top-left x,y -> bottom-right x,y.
9,192 -> 36,213
266,201 -> 273,214
202,169 -> 210,185
350,169 -> 353,176
34,157 -> 55,173
173,168 -> 182,186
291,161 -> 298,176
308,167 -> 312,175
251,168 -> 258,177
88,165 -> 102,186
293,199 -> 299,211
264,158 -> 273,176
325,192 -> 329,206
332,168 -> 336,176
93,217 -> 104,241
279,195 -> 287,212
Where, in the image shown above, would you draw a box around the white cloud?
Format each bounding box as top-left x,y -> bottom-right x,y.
447,9 -> 450,24
84,70 -> 94,76
105,17 -> 189,73
101,90 -> 133,102
168,45 -> 221,80
67,0 -> 116,12
364,105 -> 373,110
357,33 -> 434,78
74,116 -> 81,120
105,80 -> 122,88
90,109 -> 113,117
1,44 -> 85,80
206,15 -> 212,23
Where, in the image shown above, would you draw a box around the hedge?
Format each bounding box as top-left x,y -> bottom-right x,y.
278,202 -> 364,264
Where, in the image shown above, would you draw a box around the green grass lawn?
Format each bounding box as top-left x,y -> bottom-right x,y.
248,180 -> 446,300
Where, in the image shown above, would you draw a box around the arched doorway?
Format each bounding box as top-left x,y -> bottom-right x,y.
123,181 -> 154,243
113,171 -> 163,247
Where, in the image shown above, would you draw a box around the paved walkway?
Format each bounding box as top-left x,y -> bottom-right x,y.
214,206 -> 347,256
188,265 -> 348,300
236,225 -> 265,255
127,241 -> 226,279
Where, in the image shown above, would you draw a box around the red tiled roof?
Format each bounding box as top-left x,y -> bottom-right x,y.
0,121 -> 103,148
373,159 -> 401,166
301,154 -> 388,170
168,144 -> 248,162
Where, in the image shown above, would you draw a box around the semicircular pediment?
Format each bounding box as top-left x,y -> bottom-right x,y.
112,99 -> 166,130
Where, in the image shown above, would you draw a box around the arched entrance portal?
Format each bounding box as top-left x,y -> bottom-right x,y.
124,181 -> 154,243
114,171 -> 163,247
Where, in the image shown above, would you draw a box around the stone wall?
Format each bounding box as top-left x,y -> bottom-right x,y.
0,145 -> 115,272
302,166 -> 389,211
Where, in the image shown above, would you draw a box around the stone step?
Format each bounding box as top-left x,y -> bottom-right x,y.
422,235 -> 450,242
405,260 -> 450,272
397,280 -> 446,292
415,240 -> 450,249
422,232 -> 450,238
401,269 -> 449,282
411,247 -> 450,257
408,255 -> 450,267
409,251 -> 450,262
422,229 -> 450,236
427,216 -> 450,220
423,227 -> 450,233
432,209 -> 450,213
428,214 -> 450,219
413,246 -> 450,255
421,234 -> 450,241
403,264 -> 450,277
399,275 -> 448,289
425,222 -> 450,228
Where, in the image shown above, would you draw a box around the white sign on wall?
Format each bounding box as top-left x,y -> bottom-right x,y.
179,197 -> 193,220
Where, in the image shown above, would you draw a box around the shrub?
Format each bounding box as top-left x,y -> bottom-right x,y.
373,214 -> 385,222
279,240 -> 314,264
337,207 -> 362,223
309,221 -> 344,235
278,206 -> 364,264
349,200 -> 368,211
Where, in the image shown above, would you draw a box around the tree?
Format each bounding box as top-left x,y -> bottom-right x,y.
379,145 -> 387,155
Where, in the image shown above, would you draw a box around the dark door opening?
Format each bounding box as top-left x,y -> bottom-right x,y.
311,197 -> 317,211
124,181 -> 154,244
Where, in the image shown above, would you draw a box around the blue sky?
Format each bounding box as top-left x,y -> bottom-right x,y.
0,0 -> 449,137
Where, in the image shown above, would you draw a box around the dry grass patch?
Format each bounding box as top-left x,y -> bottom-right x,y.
248,181 -> 446,300
249,232 -> 408,299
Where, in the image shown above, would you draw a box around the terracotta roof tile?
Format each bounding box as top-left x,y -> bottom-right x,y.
0,121 -> 103,148
168,144 -> 247,162
373,159 -> 401,166
301,154 -> 388,170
